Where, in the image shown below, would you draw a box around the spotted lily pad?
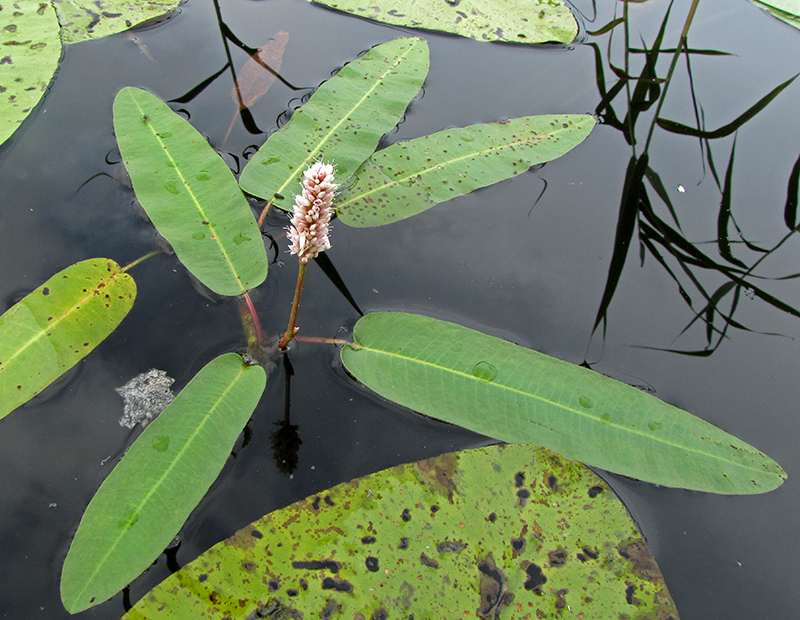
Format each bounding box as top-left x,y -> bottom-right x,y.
124,444 -> 679,619
311,0 -> 579,44
52,0 -> 180,44
0,2 -> 62,148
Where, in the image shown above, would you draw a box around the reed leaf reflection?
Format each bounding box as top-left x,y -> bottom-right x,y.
583,0 -> 800,355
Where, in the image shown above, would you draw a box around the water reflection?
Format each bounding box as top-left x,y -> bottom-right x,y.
582,0 -> 800,355
168,0 -> 306,138
270,353 -> 302,475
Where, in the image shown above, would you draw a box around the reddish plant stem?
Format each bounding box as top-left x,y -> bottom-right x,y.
257,199 -> 274,228
242,290 -> 264,347
279,262 -> 307,349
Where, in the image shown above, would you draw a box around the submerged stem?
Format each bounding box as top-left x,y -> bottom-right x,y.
293,336 -> 351,346
242,290 -> 264,347
279,262 -> 307,350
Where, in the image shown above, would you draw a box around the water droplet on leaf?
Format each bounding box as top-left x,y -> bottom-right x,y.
232,233 -> 251,245
600,413 -> 612,424
192,232 -> 205,240
263,156 -> 280,166
472,361 -> 497,382
195,171 -> 211,181
578,396 -> 593,408
151,435 -> 170,452
163,180 -> 179,195
648,421 -> 663,431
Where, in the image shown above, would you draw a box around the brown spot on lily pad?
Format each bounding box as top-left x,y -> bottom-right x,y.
417,452 -> 458,501
618,541 -> 666,581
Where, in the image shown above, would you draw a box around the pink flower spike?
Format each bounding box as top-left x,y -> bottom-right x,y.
287,162 -> 337,264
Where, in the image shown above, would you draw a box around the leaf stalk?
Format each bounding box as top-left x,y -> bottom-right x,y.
279,262 -> 307,350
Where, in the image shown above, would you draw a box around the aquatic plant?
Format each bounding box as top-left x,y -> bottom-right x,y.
0,2 -> 794,618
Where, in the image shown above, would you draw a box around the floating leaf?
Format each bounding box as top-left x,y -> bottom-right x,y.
232,31 -> 289,110
124,444 -> 679,619
61,353 -> 267,614
312,0 -> 578,44
52,0 -> 180,44
239,37 -> 429,210
114,87 -> 268,296
0,259 -> 136,422
341,312 -> 786,494
337,115 -> 595,227
750,0 -> 800,29
0,2 -> 62,148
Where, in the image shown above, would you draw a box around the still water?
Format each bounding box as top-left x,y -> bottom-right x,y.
1,0 -> 799,618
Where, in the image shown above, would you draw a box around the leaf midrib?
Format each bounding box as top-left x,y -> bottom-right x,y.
346,342 -> 767,475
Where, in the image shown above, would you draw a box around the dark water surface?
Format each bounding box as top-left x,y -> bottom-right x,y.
2,0 -> 799,618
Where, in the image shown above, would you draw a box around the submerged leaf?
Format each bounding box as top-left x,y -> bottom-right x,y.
312,0 -> 579,44
61,353 -> 267,614
232,31 -> 289,110
0,2 -> 61,148
239,37 -> 429,210
341,312 -> 786,494
52,0 -> 180,44
0,259 -> 136,422
337,115 -> 595,227
114,87 -> 268,296
124,444 -> 679,619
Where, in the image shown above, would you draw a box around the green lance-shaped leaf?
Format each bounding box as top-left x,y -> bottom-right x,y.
52,0 -> 181,44
61,353 -> 266,614
341,313 -> 786,494
114,87 -> 267,296
238,37 -> 429,210
336,115 -> 596,227
0,259 -> 136,422
312,0 -> 579,44
0,2 -> 62,148
123,444 -> 679,620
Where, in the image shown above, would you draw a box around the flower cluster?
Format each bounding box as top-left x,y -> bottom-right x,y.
287,162 -> 337,264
